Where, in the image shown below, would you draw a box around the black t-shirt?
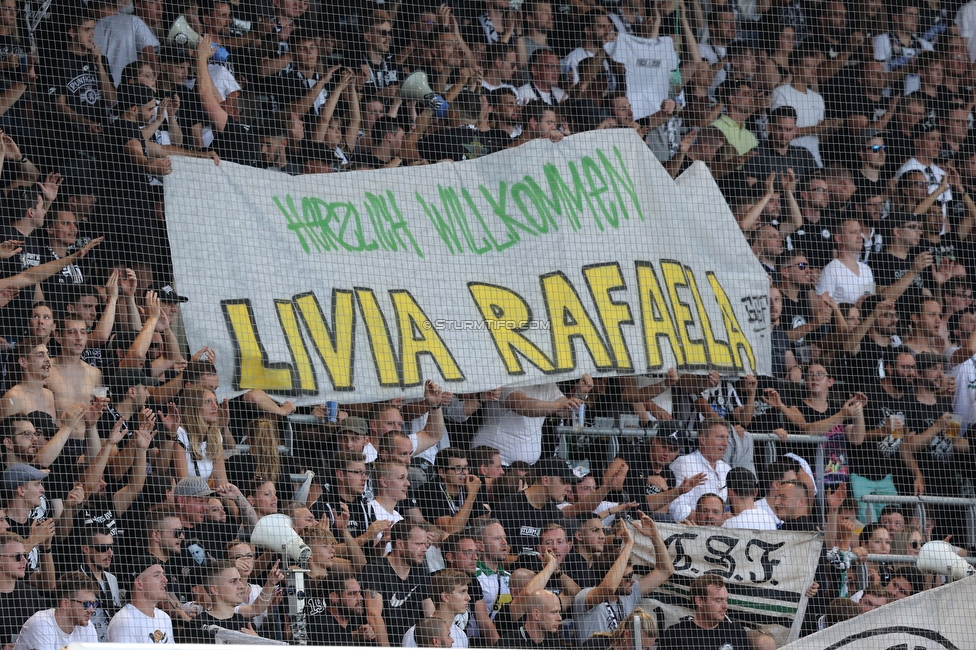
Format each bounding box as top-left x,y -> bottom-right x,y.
562,551 -> 600,589
0,581 -> 44,645
176,611 -> 256,644
499,625 -> 569,649
43,50 -> 110,130
852,385 -> 915,480
0,225 -> 42,340
787,223 -> 834,270
497,492 -> 564,555
308,608 -> 373,646
657,618 -> 751,650
843,336 -> 893,387
418,125 -> 510,162
908,397 -> 959,495
211,119 -> 263,167
789,398 -> 849,484
358,558 -> 431,642
351,150 -> 391,170
324,494 -> 373,540
869,250 -> 925,294
620,444 -> 676,515
416,478 -> 489,528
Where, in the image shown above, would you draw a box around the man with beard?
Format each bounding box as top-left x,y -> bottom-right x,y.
309,576 -> 378,646
106,561 -> 173,644
359,521 -> 434,645
854,347 -> 918,522
15,571 -> 99,648
844,295 -> 902,385
572,516 -> 673,642
77,526 -> 121,641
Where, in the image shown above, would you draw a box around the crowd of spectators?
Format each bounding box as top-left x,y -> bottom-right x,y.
0,0 -> 971,646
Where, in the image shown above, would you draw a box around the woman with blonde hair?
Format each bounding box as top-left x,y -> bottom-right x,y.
166,385 -> 228,484
582,608 -> 658,650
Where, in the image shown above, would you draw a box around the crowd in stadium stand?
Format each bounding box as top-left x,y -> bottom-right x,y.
0,0 -> 972,646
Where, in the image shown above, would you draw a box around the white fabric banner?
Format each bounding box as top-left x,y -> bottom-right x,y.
631,521 -> 822,645
781,575 -> 976,650
165,130 -> 769,403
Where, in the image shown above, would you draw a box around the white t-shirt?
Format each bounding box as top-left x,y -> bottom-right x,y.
176,427 -> 215,479
14,609 -> 98,650
106,603 -> 174,643
723,506 -> 780,530
471,383 -> 564,464
94,13 -> 159,86
770,84 -> 826,167
402,619 -> 469,647
951,356 -> 976,430
957,1 -> 976,61
606,34 -> 677,120
815,259 -> 877,304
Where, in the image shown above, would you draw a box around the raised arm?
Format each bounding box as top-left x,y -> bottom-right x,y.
195,35 -> 228,132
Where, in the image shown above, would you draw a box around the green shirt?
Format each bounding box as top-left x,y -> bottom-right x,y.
711,114 -> 759,156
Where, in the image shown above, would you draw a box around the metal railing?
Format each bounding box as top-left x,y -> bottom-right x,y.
862,494 -> 976,549
555,424 -> 832,520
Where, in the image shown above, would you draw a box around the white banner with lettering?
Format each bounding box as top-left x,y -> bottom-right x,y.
165,130 -> 769,403
782,574 -> 976,650
631,521 -> 822,645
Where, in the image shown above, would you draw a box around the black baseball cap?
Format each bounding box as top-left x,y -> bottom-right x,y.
648,420 -> 686,448
150,283 -> 189,303
534,457 -> 579,484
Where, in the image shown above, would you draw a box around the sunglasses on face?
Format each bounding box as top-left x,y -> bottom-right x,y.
72,600 -> 99,610
867,145 -> 887,152
90,544 -> 113,553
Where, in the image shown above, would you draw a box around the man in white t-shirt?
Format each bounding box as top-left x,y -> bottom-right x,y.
471,376 -> 591,465
107,561 -> 174,643
93,0 -> 160,86
816,217 -> 877,303
722,468 -> 779,530
15,572 -> 99,650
